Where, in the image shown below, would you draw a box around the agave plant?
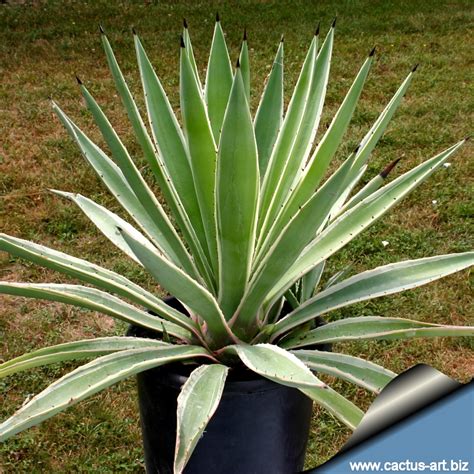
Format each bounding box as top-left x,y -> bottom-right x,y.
0,16 -> 473,472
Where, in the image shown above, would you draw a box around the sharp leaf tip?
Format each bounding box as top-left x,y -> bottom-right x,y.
180,34 -> 185,48
75,75 -> 82,85
183,18 -> 188,29
315,22 -> 320,36
412,63 -> 419,72
332,17 -> 337,28
380,157 -> 401,178
369,46 -> 376,57
216,11 -> 220,22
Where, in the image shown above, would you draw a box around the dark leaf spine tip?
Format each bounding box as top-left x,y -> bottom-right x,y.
315,22 -> 320,36
236,57 -> 240,68
117,226 -> 123,232
412,63 -> 419,72
216,11 -> 220,22
280,34 -> 284,43
380,157 -> 401,178
180,35 -> 185,48
132,27 -> 137,35
332,17 -> 337,28
99,24 -> 105,35
369,46 -> 376,57
243,27 -> 247,41
464,135 -> 471,141
75,75 -> 82,85
354,144 -> 361,153
183,18 -> 188,29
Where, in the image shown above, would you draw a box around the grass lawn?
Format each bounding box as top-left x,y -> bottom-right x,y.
0,0 -> 473,471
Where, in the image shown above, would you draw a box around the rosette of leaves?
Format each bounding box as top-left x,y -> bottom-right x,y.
0,17 -> 472,473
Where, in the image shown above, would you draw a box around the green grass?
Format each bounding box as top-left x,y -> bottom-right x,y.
0,0 -> 473,471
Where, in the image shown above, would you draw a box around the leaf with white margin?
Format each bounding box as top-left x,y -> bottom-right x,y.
293,350 -> 396,393
225,344 -> 363,430
0,346 -> 211,442
0,337 -> 169,378
174,364 -> 228,473
282,316 -> 474,349
0,282 -> 190,340
0,233 -> 197,334
224,344 -> 326,388
300,385 -> 363,430
267,139 -> 466,305
273,252 -> 474,338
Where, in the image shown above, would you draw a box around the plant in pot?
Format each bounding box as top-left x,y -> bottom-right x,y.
0,17 -> 473,473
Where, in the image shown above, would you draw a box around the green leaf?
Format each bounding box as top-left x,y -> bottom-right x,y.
255,149 -> 357,269
78,82 -> 199,261
274,252 -> 474,338
260,149 -> 360,266
119,226 -> 235,349
239,35 -> 250,103
254,40 -> 284,177
133,36 -> 213,284
102,32 -> 213,286
300,385 -> 363,430
329,164 -> 368,219
205,18 -> 233,141
261,27 -> 335,235
0,346 -> 211,442
300,261 -> 325,302
236,151 -> 356,336
216,67 -> 259,318
268,139 -> 466,303
323,265 -> 353,290
257,34 -> 317,237
225,344 -> 326,388
183,24 -> 202,88
283,316 -> 474,349
0,282 -> 191,340
293,350 -> 396,393
284,51 -> 374,217
101,32 -> 158,173
336,158 -> 401,217
0,337 -> 168,379
52,104 -> 197,277
226,344 -> 362,429
345,69 -> 416,183
0,233 -> 197,334
265,298 -> 285,326
51,190 -> 153,265
339,175 -> 384,214
175,364 -> 228,473
180,42 -> 219,275
284,289 -> 299,310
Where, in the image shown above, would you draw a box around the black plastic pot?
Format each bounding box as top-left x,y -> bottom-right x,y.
136,363 -> 313,474
127,297 -> 329,473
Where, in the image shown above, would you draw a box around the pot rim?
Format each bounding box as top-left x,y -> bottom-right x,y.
139,362 -> 287,394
